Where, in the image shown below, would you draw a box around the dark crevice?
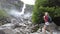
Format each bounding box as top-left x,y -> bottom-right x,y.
53,17 -> 60,26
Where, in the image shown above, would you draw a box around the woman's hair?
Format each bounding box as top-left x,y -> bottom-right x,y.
45,12 -> 49,16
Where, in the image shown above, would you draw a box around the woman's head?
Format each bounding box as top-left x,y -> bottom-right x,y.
45,12 -> 49,16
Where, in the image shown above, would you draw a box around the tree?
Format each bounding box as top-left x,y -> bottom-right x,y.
32,0 -> 60,24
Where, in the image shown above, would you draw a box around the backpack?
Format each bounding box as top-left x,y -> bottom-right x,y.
48,16 -> 52,23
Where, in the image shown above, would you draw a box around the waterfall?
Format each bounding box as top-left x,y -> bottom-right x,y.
9,3 -> 26,16
7,3 -> 32,23
21,3 -> 26,15
8,3 -> 26,17
18,3 -> 26,22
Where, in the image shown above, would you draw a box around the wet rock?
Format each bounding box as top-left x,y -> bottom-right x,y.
1,23 -> 15,29
49,22 -> 57,30
0,30 -> 5,34
19,23 -> 27,26
56,26 -> 60,31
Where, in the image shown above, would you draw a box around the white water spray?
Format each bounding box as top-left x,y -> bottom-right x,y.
9,3 -> 26,17
8,3 -> 32,22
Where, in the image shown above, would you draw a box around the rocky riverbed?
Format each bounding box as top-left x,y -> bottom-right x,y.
0,19 -> 60,34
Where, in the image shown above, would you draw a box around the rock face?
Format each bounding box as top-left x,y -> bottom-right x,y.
0,0 -> 23,11
24,4 -> 33,14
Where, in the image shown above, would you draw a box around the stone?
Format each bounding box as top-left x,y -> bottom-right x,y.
19,23 -> 27,26
1,23 -> 15,29
57,26 -> 60,31
0,30 -> 5,34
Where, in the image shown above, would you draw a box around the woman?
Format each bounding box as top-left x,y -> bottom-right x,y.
43,12 -> 53,34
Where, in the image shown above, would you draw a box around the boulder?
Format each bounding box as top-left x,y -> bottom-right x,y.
0,30 -> 5,34
1,23 -> 15,29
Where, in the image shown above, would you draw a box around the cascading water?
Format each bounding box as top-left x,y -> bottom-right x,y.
7,2 -> 32,23
19,3 -> 26,22
9,3 -> 26,17
8,3 -> 32,23
21,3 -> 26,15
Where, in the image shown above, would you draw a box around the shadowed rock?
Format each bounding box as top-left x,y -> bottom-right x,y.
0,30 -> 5,34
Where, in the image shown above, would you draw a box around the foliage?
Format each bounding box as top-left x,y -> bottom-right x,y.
0,10 -> 8,17
32,0 -> 60,24
0,9 -> 9,26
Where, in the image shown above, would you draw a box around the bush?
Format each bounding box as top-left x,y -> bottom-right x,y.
32,0 -> 60,24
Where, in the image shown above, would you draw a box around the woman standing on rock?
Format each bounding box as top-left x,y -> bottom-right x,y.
43,12 -> 53,34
